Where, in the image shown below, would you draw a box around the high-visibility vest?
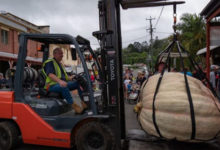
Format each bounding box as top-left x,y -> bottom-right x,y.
42,59 -> 68,89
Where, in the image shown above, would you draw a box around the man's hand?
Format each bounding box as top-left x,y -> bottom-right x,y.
68,75 -> 75,81
48,73 -> 67,87
58,80 -> 67,87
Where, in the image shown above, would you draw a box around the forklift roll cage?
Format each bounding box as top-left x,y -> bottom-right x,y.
15,33 -> 98,114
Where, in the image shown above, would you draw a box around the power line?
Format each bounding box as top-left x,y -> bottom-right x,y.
123,35 -> 147,44
91,43 -> 99,45
122,26 -> 146,32
155,31 -> 172,34
154,5 -> 165,28
91,31 -> 172,46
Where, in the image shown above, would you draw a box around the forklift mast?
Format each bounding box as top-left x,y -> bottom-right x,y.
95,0 -> 126,144
95,0 -> 186,147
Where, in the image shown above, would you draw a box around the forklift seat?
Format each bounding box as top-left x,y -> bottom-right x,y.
38,70 -> 62,99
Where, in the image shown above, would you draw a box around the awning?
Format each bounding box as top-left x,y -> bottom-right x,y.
196,46 -> 219,55
0,51 -> 42,63
200,0 -> 220,19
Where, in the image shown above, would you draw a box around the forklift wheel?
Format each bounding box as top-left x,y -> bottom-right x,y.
75,121 -> 115,150
0,121 -> 20,150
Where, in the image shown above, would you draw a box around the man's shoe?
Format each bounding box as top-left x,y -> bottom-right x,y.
81,101 -> 88,109
72,103 -> 83,114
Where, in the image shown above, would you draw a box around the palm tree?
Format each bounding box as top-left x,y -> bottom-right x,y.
177,13 -> 206,58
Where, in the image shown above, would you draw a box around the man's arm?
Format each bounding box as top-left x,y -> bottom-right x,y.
48,73 -> 67,87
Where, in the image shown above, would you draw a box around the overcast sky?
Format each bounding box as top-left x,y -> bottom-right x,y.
0,0 -> 210,49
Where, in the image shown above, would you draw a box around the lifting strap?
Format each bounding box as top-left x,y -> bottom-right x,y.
177,42 -> 196,139
152,45 -> 173,138
152,73 -> 164,138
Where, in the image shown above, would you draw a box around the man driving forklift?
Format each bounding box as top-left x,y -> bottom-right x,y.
42,47 -> 87,113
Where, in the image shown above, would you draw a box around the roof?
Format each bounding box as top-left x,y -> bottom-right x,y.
0,11 -> 49,33
160,52 -> 188,58
196,46 -> 219,55
20,33 -> 76,44
120,0 -> 185,9
200,0 -> 220,19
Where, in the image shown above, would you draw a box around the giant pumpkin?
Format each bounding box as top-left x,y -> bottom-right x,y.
137,72 -> 220,142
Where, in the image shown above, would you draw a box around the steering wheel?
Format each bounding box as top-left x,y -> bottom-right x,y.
74,72 -> 88,92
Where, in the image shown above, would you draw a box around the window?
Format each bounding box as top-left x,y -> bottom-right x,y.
1,29 -> 8,44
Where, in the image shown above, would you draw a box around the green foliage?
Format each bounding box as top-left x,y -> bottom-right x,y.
122,38 -> 169,65
177,13 -> 206,58
122,51 -> 147,64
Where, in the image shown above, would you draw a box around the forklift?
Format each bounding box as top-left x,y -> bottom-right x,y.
0,33 -> 121,150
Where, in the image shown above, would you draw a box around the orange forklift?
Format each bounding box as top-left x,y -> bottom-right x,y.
0,33 -> 119,150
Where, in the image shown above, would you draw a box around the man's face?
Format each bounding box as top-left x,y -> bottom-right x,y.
0,75 -> 2,79
54,49 -> 63,62
158,63 -> 165,72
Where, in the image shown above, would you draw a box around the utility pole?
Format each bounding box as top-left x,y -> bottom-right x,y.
146,16 -> 155,72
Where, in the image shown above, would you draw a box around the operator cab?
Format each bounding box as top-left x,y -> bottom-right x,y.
14,33 -> 100,119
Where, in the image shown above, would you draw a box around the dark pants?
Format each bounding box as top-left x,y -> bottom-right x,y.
49,81 -> 82,104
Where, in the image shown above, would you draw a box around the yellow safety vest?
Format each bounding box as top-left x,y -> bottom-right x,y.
42,59 -> 68,89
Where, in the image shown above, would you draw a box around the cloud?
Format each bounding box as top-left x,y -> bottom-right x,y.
0,0 -> 210,48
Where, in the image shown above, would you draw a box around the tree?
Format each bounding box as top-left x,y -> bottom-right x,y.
177,13 -> 206,58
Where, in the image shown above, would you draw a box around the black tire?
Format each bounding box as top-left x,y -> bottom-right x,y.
75,121 -> 115,150
0,121 -> 20,150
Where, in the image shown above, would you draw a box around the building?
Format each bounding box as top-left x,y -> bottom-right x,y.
200,0 -> 220,78
0,11 -> 83,78
0,11 -> 49,75
196,46 -> 220,66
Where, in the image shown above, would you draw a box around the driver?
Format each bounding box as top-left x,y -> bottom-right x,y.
42,47 -> 87,114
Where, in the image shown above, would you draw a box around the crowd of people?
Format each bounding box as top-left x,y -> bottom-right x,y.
123,68 -> 148,100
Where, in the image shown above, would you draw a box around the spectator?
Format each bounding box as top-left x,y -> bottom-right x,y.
140,71 -> 147,85
136,71 -> 142,86
89,70 -> 95,83
127,80 -> 132,94
124,74 -> 131,100
171,68 -> 177,72
193,65 -> 206,81
185,67 -> 193,77
0,73 -> 6,89
217,68 -> 220,95
210,66 -> 216,90
124,68 -> 133,81
155,62 -> 166,74
181,67 -> 192,77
